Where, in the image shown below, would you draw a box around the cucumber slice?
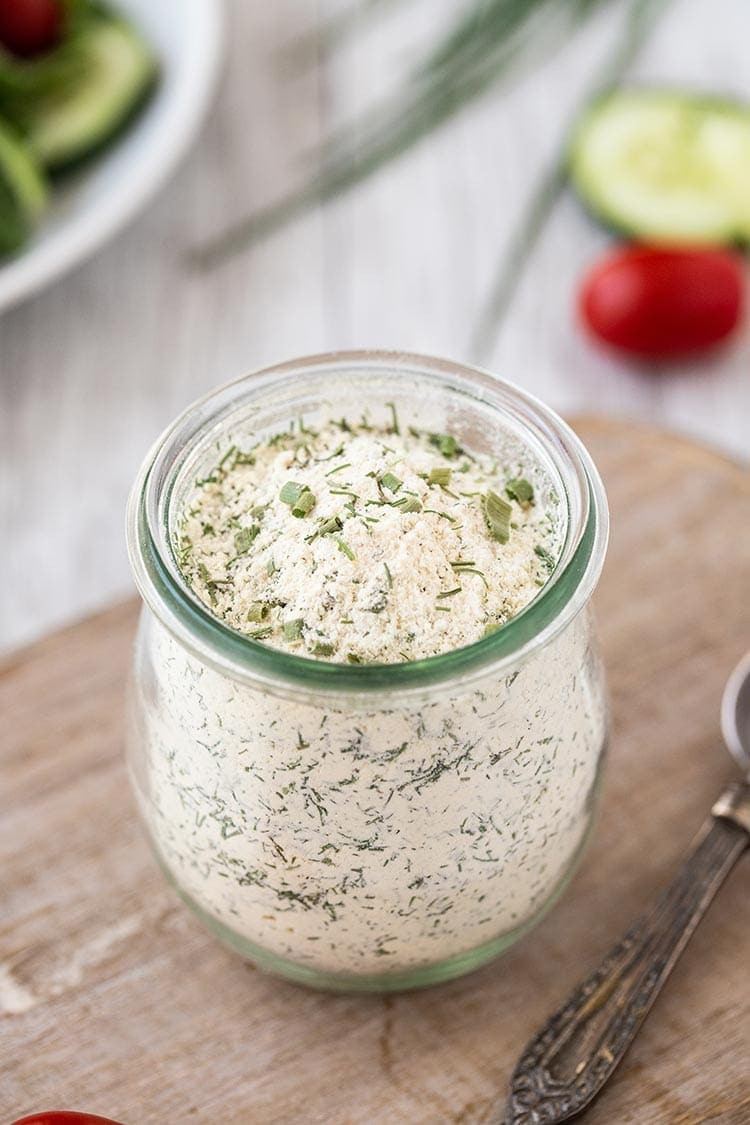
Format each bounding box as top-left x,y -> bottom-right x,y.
0,121 -> 46,253
25,17 -> 158,173
569,90 -> 750,245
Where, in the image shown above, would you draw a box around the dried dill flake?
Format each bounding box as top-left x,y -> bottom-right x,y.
505,478 -> 535,508
429,432 -> 460,458
234,525 -> 260,553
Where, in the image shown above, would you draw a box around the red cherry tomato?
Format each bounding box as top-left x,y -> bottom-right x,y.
578,245 -> 744,360
0,0 -> 63,56
11,1114 -> 125,1125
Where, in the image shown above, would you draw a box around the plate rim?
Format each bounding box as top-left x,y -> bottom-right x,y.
0,0 -> 224,314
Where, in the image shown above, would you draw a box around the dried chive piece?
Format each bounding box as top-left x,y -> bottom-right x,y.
247,602 -> 268,623
384,562 -> 393,589
346,652 -> 363,664
505,477 -> 535,508
318,514 -> 344,536
386,401 -> 400,435
234,524 -> 260,553
279,481 -> 306,506
312,641 -> 335,656
429,432 -> 460,459
437,586 -> 462,599
435,605 -> 451,613
483,621 -> 502,637
484,489 -> 512,543
335,536 -> 355,561
249,626 -> 273,640
534,544 -> 556,572
283,618 -> 305,642
394,495 -> 422,514
379,471 -> 402,494
267,558 -> 276,576
292,490 -> 316,518
428,466 -> 452,486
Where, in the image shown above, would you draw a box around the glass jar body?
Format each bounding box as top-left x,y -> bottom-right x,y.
126,603 -> 607,992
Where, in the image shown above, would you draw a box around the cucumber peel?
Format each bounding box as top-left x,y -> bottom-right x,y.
24,17 -> 158,173
569,90 -> 750,245
0,121 -> 47,253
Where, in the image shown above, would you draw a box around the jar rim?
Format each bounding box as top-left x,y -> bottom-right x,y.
126,350 -> 608,700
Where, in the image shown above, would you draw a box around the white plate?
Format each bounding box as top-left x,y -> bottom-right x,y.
0,0 -> 223,313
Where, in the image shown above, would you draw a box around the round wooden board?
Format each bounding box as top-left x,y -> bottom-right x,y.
2,418 -> 749,1125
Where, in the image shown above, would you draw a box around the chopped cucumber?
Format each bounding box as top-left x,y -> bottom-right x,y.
569,90 -> 750,245
0,121 -> 47,253
25,17 -> 158,172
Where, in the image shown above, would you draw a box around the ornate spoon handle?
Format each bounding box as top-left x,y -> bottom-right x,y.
505,781 -> 750,1125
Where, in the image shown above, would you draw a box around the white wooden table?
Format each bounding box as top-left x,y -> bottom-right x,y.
1,0 -> 749,654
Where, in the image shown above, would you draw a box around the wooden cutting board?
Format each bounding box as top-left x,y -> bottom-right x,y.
2,418 -> 750,1125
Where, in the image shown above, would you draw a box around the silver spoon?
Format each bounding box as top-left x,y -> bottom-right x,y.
505,654 -> 750,1124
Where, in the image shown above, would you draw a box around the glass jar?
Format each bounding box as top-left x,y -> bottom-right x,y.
126,351 -> 609,992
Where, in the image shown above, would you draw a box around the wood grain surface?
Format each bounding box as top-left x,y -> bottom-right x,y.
2,418 -> 750,1125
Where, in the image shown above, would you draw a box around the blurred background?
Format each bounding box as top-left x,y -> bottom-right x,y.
1,0 -> 749,655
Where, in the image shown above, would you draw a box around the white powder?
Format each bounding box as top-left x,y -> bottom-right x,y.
176,419 -> 556,664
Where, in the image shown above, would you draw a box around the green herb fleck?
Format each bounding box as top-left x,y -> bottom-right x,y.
394,495 -> 422,514
386,401 -> 400,435
318,514 -> 344,536
232,449 -> 256,467
379,471 -> 402,494
384,562 -> 393,589
534,544 -> 556,572
450,564 -> 487,588
279,481 -> 306,506
292,490 -> 316,518
312,641 -> 335,656
429,432 -> 460,458
234,525 -> 260,554
247,602 -> 268,622
506,477 -> 535,508
428,466 -> 452,486
283,618 -> 305,642
249,626 -> 273,640
437,586 -> 462,599
484,489 -> 512,543
335,536 -> 355,561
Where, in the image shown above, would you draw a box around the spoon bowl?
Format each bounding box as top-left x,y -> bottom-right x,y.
721,650 -> 750,772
